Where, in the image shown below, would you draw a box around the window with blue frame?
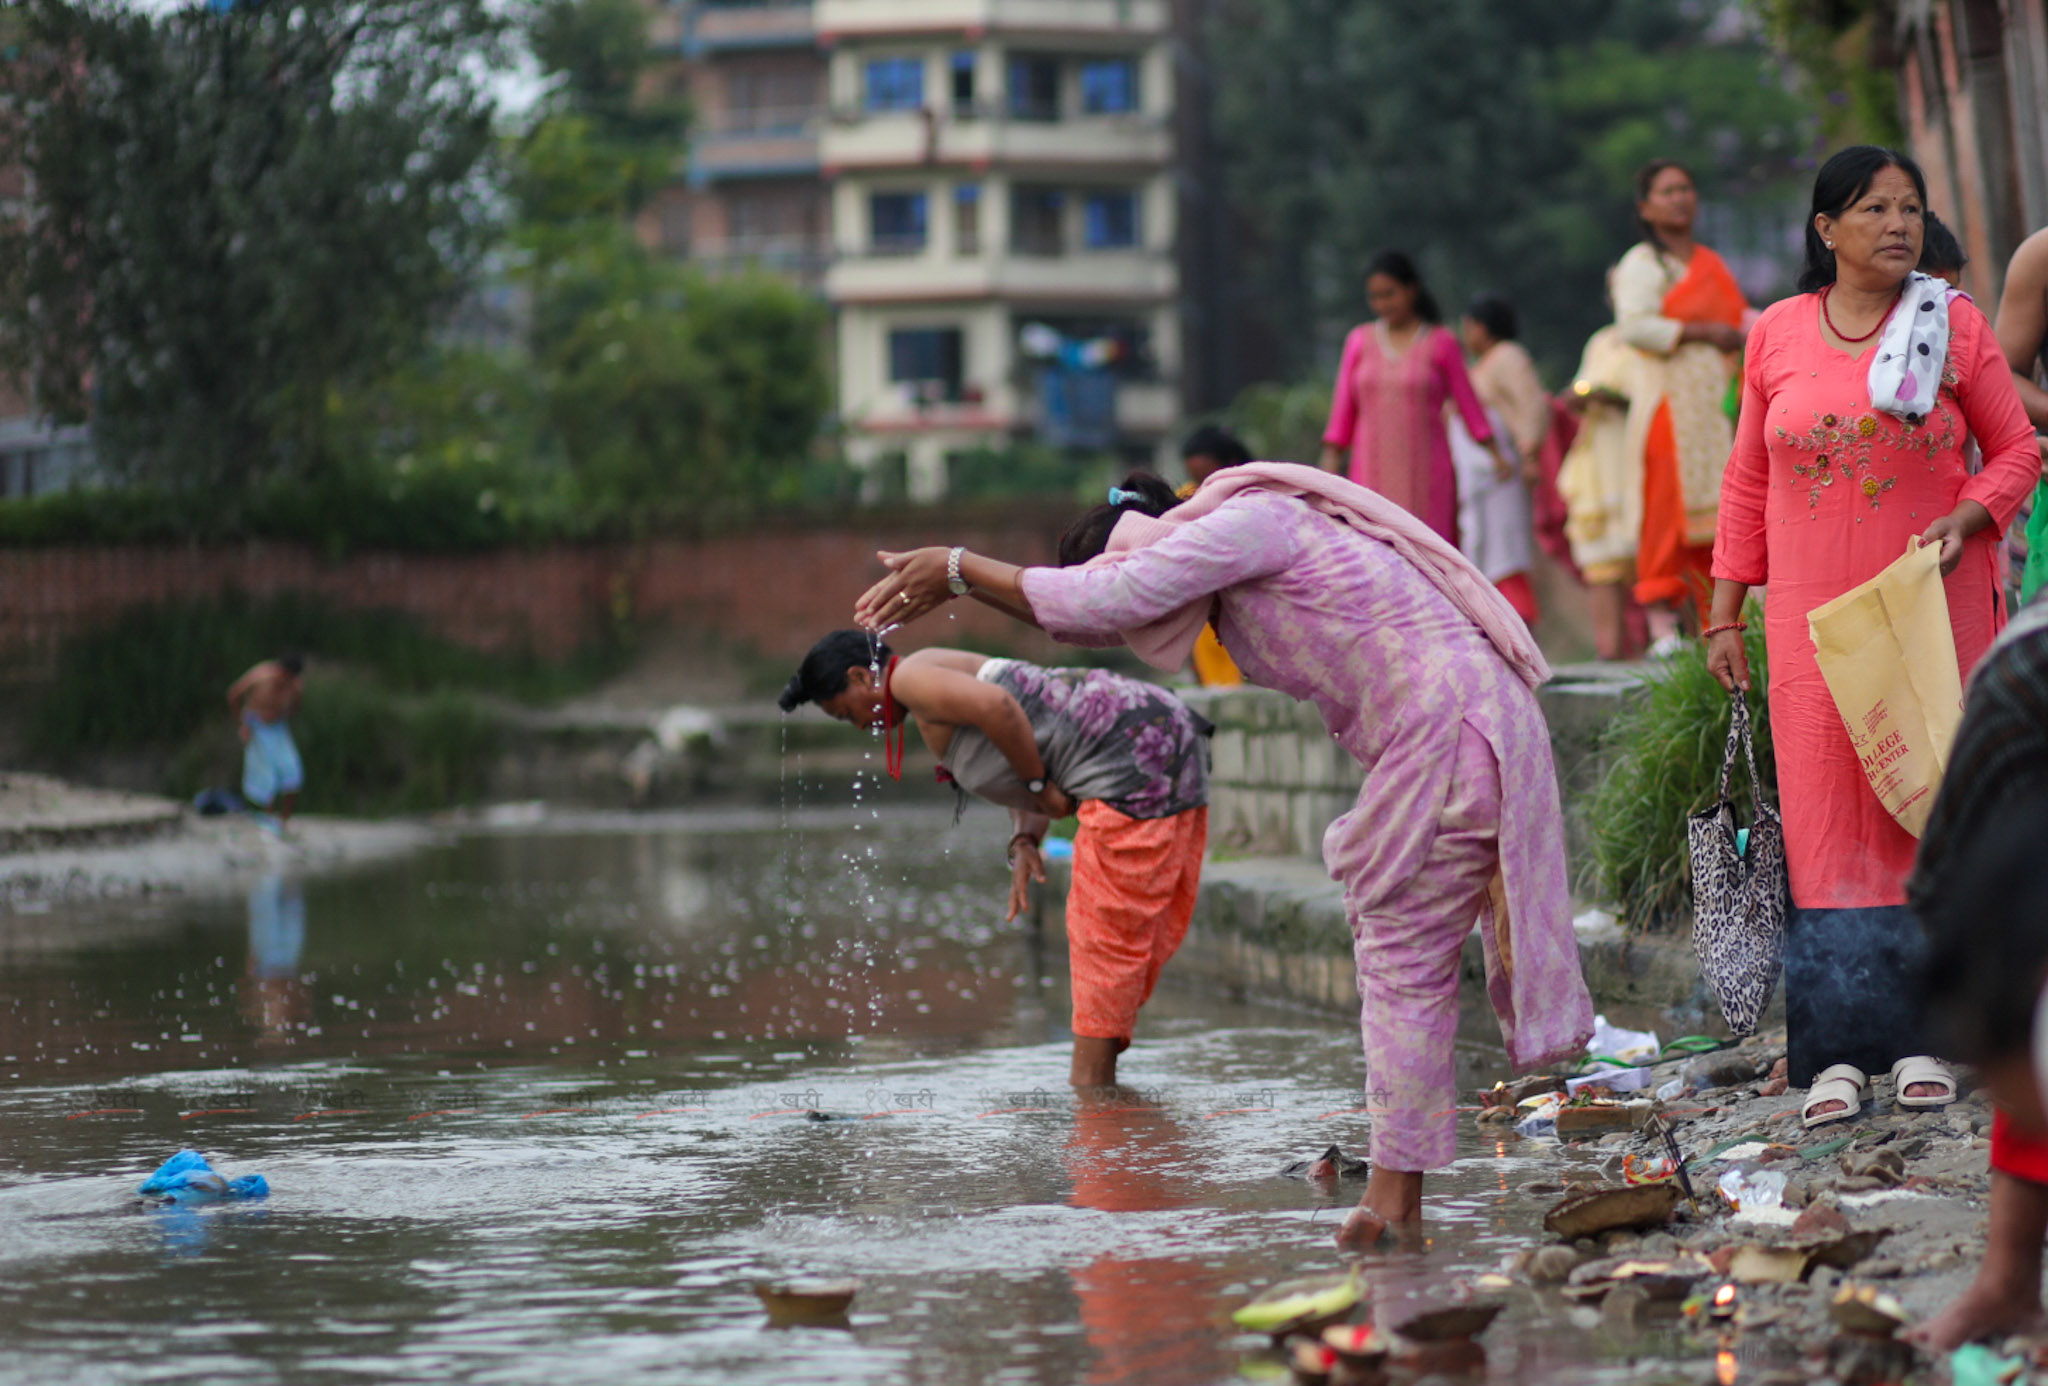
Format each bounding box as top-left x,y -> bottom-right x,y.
1079,58 -> 1138,114
889,327 -> 965,402
865,57 -> 924,112
1082,190 -> 1140,249
870,192 -> 929,253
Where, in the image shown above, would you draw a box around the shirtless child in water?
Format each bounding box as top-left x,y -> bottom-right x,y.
227,656 -> 305,833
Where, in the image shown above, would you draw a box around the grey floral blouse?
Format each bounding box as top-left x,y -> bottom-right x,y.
937,659 -> 1209,820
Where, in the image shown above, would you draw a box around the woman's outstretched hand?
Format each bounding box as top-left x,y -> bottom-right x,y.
855,547 -> 954,630
1705,630 -> 1751,693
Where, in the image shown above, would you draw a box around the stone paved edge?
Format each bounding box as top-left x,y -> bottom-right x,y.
1044,852 -> 1763,1037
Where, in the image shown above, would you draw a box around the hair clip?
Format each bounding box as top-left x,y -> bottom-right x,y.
1107,486 -> 1140,506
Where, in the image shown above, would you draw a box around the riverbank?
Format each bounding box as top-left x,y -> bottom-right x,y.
0,773 -> 441,914
1487,1024 -> 2015,1380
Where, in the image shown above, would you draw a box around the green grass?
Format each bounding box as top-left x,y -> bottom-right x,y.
1581,610 -> 1777,932
32,591 -> 623,813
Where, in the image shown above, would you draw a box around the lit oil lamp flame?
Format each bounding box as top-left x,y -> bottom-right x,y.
1709,1283 -> 1740,1323
1716,1348 -> 1739,1386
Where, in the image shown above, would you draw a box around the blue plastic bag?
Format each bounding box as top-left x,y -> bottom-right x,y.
137,1150 -> 269,1204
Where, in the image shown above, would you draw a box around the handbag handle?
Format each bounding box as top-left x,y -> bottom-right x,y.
1718,691 -> 1765,807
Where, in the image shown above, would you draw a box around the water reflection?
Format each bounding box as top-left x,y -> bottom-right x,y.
240,874 -> 308,1047
1066,1093 -> 1232,1385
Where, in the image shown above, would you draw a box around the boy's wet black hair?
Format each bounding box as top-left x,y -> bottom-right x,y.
1919,210 -> 1968,276
1056,471 -> 1181,567
1917,786 -> 2048,1065
778,629 -> 889,712
1181,423 -> 1251,469
279,653 -> 305,677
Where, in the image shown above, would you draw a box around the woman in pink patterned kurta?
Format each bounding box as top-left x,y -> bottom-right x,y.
853,464 -> 1595,1245
1318,251 -> 1500,544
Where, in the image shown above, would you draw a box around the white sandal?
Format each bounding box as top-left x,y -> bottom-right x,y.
1889,1055 -> 1957,1110
1802,1063 -> 1871,1130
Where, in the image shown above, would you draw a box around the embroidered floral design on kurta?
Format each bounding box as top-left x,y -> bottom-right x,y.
1775,393 -> 1957,510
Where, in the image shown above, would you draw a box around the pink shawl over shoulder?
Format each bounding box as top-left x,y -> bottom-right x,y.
1099,462 -> 1552,687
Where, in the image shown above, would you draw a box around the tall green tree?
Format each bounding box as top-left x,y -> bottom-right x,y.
505,0 -> 827,511
1211,1 -> 1814,378
0,0 -> 509,490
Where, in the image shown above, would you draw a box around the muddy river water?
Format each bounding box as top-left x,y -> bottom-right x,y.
0,803 -> 1699,1385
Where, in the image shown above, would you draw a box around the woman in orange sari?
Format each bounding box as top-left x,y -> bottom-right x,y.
1614,160 -> 1749,649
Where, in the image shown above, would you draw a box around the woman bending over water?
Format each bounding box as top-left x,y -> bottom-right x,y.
778,632 -> 1209,1089
853,466 -> 1595,1245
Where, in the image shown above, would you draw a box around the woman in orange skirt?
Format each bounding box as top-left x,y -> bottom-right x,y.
780,630 -> 1209,1087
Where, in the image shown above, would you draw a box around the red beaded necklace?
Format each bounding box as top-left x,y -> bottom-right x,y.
878,655 -> 905,782
1819,283 -> 1899,345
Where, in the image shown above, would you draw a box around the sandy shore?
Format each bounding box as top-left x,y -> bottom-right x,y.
0,810 -> 445,914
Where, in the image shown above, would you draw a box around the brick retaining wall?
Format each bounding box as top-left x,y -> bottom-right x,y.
0,509 -> 1077,673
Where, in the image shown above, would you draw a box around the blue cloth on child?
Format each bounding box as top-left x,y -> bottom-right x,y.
241,714 -> 303,807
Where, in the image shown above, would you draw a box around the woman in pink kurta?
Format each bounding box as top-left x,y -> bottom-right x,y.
1708,148 -> 2039,1121
1318,251 -> 1499,544
852,464 -> 1595,1245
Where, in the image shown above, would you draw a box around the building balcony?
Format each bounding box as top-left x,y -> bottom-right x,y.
689,105 -> 824,183
821,108 -> 1169,173
816,0 -> 1168,41
827,249 -> 1175,305
682,1 -> 818,55
688,235 -> 835,283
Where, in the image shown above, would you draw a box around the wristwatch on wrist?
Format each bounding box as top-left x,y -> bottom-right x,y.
1025,776 -> 1048,795
946,546 -> 971,597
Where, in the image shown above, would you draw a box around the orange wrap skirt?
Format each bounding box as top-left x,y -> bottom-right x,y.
1066,801 -> 1208,1040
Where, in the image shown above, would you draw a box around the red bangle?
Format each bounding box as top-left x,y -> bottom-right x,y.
1701,621 -> 1748,638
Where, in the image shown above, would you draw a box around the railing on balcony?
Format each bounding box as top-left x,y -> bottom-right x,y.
685,0 -> 817,54
688,235 -> 836,280
697,104 -> 824,139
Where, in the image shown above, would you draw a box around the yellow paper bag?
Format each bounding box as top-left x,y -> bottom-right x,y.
1805,540 -> 1964,838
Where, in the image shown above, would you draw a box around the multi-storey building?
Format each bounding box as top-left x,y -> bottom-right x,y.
658,0 -> 1188,499
646,1 -> 833,286
816,0 -> 1180,497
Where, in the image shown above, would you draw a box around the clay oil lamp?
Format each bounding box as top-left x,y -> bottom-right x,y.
754,1277 -> 859,1326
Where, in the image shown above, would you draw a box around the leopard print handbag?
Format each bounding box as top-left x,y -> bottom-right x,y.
1687,692 -> 1789,1036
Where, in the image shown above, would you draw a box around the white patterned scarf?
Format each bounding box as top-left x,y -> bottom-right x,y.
1867,271 -> 1955,424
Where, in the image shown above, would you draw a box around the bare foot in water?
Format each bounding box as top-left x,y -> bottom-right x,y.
1069,1036 -> 1130,1088
1335,1168 -> 1422,1249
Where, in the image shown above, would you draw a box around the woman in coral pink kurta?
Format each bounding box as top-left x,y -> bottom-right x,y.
852,464 -> 1594,1245
1319,252 -> 1498,544
1708,148 -> 2039,1109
